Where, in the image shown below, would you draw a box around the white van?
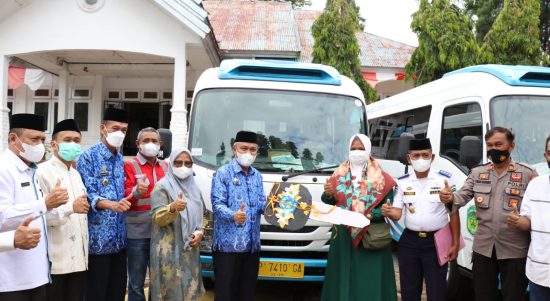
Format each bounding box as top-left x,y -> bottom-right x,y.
188,59 -> 366,281
366,64 -> 550,297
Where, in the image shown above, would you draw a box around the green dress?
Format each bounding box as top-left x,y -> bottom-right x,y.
321,190 -> 398,301
149,183 -> 205,301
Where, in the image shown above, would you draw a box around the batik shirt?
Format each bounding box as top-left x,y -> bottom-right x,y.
211,159 -> 266,253
77,141 -> 126,255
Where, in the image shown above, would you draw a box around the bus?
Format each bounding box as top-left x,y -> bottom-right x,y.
366,64 -> 550,298
188,59 -> 367,281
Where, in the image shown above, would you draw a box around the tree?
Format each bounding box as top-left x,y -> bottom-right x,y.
311,0 -> 378,103
465,0 -> 503,43
479,0 -> 543,65
406,0 -> 479,86
302,148 -> 313,160
541,0 -> 550,53
315,152 -> 324,164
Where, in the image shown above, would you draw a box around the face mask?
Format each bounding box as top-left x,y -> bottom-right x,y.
173,166 -> 193,179
140,143 -> 160,157
547,161 -> 550,169
487,149 -> 510,164
410,158 -> 431,173
104,130 -> 125,148
349,150 -> 369,166
57,142 -> 82,162
16,136 -> 45,163
236,152 -> 256,167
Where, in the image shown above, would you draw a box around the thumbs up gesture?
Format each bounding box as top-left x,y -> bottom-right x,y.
73,193 -> 90,214
439,180 -> 454,204
45,179 -> 69,209
324,179 -> 334,197
234,202 -> 247,225
14,216 -> 41,250
136,176 -> 149,197
170,192 -> 187,213
381,199 -> 392,217
113,195 -> 132,213
506,205 -> 521,229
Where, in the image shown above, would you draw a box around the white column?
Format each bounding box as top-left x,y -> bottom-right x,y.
57,67 -> 68,121
170,47 -> 187,149
0,56 -> 9,152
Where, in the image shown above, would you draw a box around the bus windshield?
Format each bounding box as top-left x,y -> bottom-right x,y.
189,88 -> 367,173
491,95 -> 550,173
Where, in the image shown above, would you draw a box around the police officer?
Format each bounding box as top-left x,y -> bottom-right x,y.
383,138 -> 460,301
440,127 -> 537,301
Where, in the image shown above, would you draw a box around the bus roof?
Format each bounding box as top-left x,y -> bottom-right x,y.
444,64 -> 550,88
218,59 -> 342,86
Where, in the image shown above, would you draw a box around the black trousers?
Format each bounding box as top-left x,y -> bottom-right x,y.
47,271 -> 87,301
0,284 -> 47,301
398,229 -> 448,301
213,251 -> 260,301
472,248 -> 528,301
87,250 -> 127,301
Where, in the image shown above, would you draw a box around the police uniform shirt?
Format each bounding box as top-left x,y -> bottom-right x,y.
453,160 -> 536,259
0,149 -> 49,292
394,170 -> 454,232
519,175 -> 550,288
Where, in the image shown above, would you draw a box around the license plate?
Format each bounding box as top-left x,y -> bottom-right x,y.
258,260 -> 304,279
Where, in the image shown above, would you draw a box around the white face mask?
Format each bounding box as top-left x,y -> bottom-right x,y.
105,130 -> 125,148
236,152 -> 256,167
140,143 -> 160,157
349,150 -> 369,166
16,136 -> 45,163
173,166 -> 193,179
411,158 -> 432,173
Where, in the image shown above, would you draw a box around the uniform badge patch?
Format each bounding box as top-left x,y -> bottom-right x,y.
479,173 -> 490,180
511,172 -> 522,182
404,191 -> 416,196
509,188 -> 521,196
476,196 -> 484,203
102,178 -> 109,186
508,198 -> 519,208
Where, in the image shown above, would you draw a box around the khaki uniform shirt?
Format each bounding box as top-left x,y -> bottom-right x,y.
453,160 -> 537,259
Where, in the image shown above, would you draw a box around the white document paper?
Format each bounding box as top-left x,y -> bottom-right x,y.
308,202 -> 370,228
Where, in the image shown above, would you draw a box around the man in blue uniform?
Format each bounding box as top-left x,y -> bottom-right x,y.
210,131 -> 266,301
77,108 -> 131,301
383,138 -> 460,301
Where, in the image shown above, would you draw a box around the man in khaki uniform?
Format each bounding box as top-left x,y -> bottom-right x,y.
440,127 -> 537,301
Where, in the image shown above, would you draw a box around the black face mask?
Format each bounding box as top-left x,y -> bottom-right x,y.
487,149 -> 511,164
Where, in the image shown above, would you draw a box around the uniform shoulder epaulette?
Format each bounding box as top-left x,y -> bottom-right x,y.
471,162 -> 490,170
438,170 -> 452,178
516,162 -> 535,171
397,174 -> 410,180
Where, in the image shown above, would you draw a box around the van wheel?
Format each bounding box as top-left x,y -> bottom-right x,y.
446,261 -> 474,301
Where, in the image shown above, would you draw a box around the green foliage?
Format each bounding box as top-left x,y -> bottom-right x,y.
465,0 -> 503,42
540,0 -> 550,52
312,0 -> 377,103
405,0 -> 479,86
479,0 -> 543,65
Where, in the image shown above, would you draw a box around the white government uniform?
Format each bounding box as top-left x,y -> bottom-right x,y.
36,155 -> 88,274
0,149 -> 49,292
0,230 -> 15,252
520,174 -> 550,288
393,170 -> 455,232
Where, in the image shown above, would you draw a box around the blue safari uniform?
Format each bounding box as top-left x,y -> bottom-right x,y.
211,159 -> 266,253
77,141 -> 126,255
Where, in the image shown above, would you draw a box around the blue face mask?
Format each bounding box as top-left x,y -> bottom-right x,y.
57,142 -> 82,162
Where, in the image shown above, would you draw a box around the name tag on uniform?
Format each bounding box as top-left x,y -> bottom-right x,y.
475,180 -> 491,184
21,182 -> 30,187
98,172 -> 109,177
404,191 -> 416,196
430,190 -> 440,195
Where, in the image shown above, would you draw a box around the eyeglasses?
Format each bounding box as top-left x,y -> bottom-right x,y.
173,160 -> 193,168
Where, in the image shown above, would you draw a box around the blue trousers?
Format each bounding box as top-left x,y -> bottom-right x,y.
530,281 -> 550,301
127,238 -> 150,301
398,229 -> 448,301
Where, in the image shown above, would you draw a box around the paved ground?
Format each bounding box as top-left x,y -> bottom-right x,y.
133,253 -> 427,301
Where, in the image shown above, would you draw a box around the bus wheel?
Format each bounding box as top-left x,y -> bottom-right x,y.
446,261 -> 474,301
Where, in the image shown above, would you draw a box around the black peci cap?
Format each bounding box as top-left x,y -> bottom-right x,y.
53,119 -> 81,136
235,131 -> 257,144
409,138 -> 432,151
9,113 -> 46,131
104,107 -> 128,123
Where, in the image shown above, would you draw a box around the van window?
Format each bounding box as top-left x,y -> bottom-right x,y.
369,105 -> 431,160
441,103 -> 482,168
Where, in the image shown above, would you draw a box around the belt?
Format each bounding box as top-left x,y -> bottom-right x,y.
405,228 -> 436,238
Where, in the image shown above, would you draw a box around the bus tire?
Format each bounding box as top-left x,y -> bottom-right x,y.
446,261 -> 474,301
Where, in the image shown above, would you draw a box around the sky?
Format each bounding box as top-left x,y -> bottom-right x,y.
306,0 -> 420,47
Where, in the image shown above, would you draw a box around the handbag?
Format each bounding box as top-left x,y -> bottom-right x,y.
361,221 -> 392,250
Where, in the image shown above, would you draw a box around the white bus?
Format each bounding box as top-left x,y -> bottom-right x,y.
188,59 -> 366,281
366,64 -> 550,297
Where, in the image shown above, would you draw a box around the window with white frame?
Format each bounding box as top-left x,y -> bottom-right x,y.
71,101 -> 89,132
123,91 -> 139,101
142,91 -> 159,101
106,90 -> 121,100
72,88 -> 91,99
33,89 -> 51,99
7,89 -> 14,99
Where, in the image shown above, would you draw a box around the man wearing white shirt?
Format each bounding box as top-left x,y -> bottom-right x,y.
0,114 -> 68,301
0,216 -> 41,252
507,135 -> 550,300
36,119 -> 89,301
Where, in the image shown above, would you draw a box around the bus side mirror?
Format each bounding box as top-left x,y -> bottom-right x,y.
459,136 -> 482,170
397,133 -> 415,165
158,128 -> 172,160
